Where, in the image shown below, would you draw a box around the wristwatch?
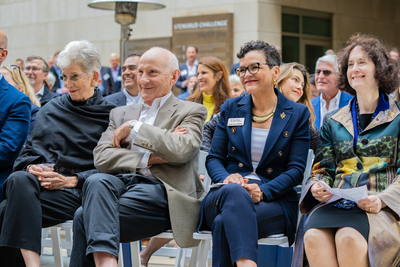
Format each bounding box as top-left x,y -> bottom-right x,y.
129,120 -> 137,131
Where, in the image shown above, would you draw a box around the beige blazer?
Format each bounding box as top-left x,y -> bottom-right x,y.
94,94 -> 207,248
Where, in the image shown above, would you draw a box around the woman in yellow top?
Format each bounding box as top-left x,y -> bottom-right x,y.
187,57 -> 231,122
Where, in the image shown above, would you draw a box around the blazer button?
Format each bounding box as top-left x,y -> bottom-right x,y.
283,131 -> 289,138
361,139 -> 368,145
277,151 -> 283,157
238,162 -> 244,167
232,147 -> 235,152
357,162 -> 363,170
267,167 -> 273,174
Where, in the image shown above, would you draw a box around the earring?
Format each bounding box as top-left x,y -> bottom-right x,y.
273,80 -> 277,87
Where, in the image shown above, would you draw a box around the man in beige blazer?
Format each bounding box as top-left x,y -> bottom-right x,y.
69,47 -> 207,267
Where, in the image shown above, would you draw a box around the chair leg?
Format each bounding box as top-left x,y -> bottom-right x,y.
41,228 -> 50,255
65,227 -> 73,256
196,240 -> 210,267
174,246 -> 184,267
50,227 -> 64,267
118,243 -> 124,267
130,241 -> 141,267
189,245 -> 200,267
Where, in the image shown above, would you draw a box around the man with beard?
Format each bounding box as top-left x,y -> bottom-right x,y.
24,55 -> 58,106
105,53 -> 142,107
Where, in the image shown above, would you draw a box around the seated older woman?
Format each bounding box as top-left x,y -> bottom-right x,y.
198,40 -> 310,267
295,34 -> 400,267
0,40 -> 115,266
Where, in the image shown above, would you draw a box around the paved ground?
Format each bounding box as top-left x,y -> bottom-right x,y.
41,253 -> 176,267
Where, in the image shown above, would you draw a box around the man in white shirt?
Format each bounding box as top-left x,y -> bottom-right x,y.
176,46 -> 199,94
24,55 -> 58,106
105,53 -> 142,107
311,54 -> 353,129
70,47 -> 207,267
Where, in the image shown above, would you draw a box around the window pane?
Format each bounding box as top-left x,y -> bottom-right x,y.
282,36 -> 300,63
302,17 -> 331,37
282,14 -> 299,33
305,45 -> 327,73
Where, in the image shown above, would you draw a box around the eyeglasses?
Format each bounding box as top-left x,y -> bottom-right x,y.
315,69 -> 335,76
60,72 -> 88,82
25,66 -> 43,72
235,62 -> 275,78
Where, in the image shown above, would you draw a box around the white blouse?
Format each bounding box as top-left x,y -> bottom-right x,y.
244,127 -> 269,181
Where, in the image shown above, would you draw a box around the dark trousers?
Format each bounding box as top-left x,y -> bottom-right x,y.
202,182 -> 286,267
70,173 -> 171,267
0,171 -> 81,266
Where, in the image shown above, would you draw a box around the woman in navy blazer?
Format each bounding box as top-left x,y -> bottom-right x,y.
199,40 -> 310,267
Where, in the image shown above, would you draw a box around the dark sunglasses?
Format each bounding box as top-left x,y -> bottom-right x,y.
315,69 -> 335,76
9,64 -> 23,77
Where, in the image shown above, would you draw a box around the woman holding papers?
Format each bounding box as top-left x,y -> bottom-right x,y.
295,34 -> 400,267
198,40 -> 310,267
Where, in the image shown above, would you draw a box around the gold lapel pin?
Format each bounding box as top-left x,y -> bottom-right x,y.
280,112 -> 286,119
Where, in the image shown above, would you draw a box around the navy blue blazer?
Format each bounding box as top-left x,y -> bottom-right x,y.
206,89 -> 310,245
40,84 -> 59,106
110,66 -> 122,94
99,66 -> 114,96
105,91 -> 126,107
311,91 -> 353,130
0,77 -> 31,193
176,62 -> 189,92
176,62 -> 198,94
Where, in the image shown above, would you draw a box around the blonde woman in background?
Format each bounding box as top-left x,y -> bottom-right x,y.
0,65 -> 40,135
276,62 -> 319,152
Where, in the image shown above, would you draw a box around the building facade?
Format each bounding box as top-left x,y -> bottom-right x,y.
1,0 -> 399,71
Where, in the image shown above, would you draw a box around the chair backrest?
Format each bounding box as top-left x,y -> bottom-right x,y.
198,151 -> 211,192
302,149 -> 315,189
296,149 -> 315,228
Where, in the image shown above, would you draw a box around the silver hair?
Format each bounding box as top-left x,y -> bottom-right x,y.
57,40 -> 101,74
47,71 -> 56,86
146,47 -> 179,72
110,53 -> 119,58
228,74 -> 242,87
315,54 -> 339,73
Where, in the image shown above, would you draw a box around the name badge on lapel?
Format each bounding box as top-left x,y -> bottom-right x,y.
227,118 -> 245,126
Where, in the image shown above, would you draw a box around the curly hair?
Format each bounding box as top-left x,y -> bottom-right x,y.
337,33 -> 400,95
237,40 -> 281,66
187,57 -> 231,115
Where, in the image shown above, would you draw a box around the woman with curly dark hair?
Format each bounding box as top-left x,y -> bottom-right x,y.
198,40 -> 310,267
187,57 -> 231,123
293,33 -> 400,267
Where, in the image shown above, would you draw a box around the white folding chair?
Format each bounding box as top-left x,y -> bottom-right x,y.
41,220 -> 73,267
125,151 -> 210,267
191,149 -> 315,267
